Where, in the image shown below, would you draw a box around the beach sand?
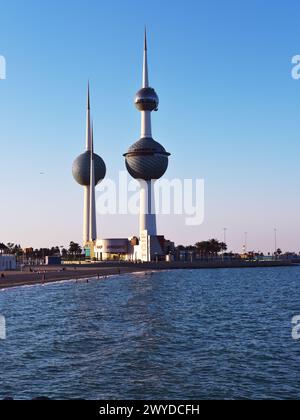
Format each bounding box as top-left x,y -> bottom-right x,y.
0,260 -> 294,290
0,265 -> 146,290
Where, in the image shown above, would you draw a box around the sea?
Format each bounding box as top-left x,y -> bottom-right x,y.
0,267 -> 300,400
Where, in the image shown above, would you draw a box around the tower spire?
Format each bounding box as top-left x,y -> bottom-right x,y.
91,119 -> 94,153
143,27 -> 149,88
87,81 -> 90,110
86,82 -> 92,151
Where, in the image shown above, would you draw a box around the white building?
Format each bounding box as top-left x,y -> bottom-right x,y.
93,233 -> 173,262
0,255 -> 17,271
94,239 -> 134,261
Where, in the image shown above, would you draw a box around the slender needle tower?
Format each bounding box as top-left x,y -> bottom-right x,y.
124,30 -> 170,238
73,84 -> 106,245
89,121 -> 97,241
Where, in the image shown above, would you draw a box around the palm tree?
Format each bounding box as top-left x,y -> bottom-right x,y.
196,239 -> 227,258
6,243 -> 15,254
61,248 -> 68,258
68,242 -> 82,258
209,239 -> 221,255
220,242 -> 228,253
0,243 -> 9,255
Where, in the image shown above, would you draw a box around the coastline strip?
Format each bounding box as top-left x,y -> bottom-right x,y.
0,260 -> 294,291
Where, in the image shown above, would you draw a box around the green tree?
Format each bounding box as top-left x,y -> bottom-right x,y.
68,242 -> 82,257
195,239 -> 227,257
0,243 -> 9,254
61,248 -> 68,258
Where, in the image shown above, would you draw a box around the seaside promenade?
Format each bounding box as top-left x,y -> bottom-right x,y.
0,260 -> 294,290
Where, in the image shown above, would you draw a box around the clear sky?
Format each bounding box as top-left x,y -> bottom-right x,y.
0,0 -> 299,253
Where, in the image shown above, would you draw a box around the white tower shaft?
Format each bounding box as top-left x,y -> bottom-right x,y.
83,186 -> 90,244
140,180 -> 157,236
89,122 -> 97,242
141,111 -> 152,137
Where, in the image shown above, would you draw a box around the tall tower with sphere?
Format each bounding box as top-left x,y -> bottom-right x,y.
124,30 -> 170,240
72,85 -> 106,245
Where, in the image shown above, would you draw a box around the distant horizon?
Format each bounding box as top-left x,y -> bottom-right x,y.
1,0 -> 300,253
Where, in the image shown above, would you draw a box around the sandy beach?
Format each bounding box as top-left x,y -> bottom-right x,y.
0,260 -> 294,290
0,264 -> 149,290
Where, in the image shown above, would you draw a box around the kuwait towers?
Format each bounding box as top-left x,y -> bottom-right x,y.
72,85 -> 106,245
124,30 -> 170,237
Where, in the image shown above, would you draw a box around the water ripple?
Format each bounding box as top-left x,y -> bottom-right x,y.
0,267 -> 300,400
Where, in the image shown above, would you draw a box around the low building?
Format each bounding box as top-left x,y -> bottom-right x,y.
0,255 -> 17,271
137,232 -> 175,262
94,239 -> 133,261
45,256 -> 62,266
92,234 -> 175,262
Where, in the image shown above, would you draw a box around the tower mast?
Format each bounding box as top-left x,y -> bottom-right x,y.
143,28 -> 149,89
83,83 -> 92,244
141,29 -> 152,138
86,82 -> 92,151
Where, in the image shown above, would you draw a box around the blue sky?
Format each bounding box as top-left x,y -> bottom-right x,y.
0,0 -> 300,252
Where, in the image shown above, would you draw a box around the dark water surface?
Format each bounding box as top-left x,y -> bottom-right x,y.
0,267 -> 300,400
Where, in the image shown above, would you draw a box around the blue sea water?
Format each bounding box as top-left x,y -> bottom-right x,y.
0,267 -> 300,400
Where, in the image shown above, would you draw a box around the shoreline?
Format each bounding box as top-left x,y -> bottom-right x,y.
0,266 -> 146,290
0,260 -> 295,291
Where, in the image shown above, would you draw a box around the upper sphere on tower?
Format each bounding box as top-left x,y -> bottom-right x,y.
135,87 -> 159,112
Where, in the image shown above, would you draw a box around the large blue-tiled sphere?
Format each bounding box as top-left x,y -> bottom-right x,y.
72,151 -> 106,186
124,137 -> 170,181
